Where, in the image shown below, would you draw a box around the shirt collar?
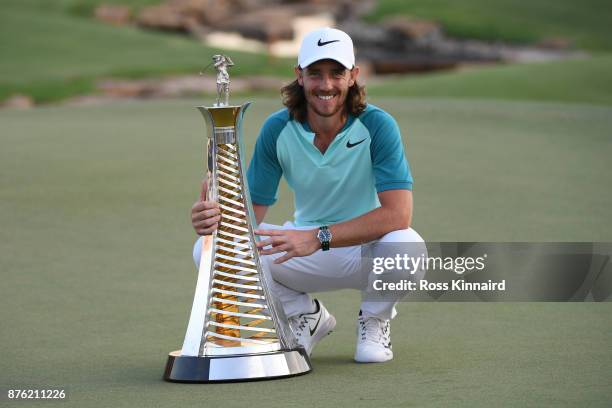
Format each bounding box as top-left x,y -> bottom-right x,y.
300,113 -> 355,134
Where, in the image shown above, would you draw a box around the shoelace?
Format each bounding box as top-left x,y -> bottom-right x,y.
289,315 -> 309,337
359,317 -> 389,343
289,301 -> 320,338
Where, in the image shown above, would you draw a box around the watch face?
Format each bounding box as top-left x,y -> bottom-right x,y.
318,229 -> 332,242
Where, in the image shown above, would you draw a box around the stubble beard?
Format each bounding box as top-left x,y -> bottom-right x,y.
307,94 -> 346,119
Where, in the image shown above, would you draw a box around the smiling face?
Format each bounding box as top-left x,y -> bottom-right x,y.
296,59 -> 359,120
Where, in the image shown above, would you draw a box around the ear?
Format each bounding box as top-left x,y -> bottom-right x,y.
348,66 -> 360,87
295,66 -> 304,86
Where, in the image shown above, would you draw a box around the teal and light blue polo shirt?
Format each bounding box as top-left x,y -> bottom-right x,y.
246,104 -> 413,227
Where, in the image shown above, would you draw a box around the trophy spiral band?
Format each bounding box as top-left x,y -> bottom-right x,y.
164,103 -> 311,382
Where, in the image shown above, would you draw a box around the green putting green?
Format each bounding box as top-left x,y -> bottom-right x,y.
1,98 -> 611,407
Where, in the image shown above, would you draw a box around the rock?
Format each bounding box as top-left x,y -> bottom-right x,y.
63,95 -> 129,107
136,0 -> 267,33
237,0 -> 278,12
537,37 -> 573,50
497,45 -> 587,63
383,16 -> 443,47
334,0 -> 376,22
167,0 -> 235,26
136,4 -> 190,31
184,19 -> 211,40
95,75 -> 282,100
94,4 -> 131,26
340,20 -> 390,48
220,8 -> 296,42
343,19 -> 503,74
354,58 -> 374,81
97,79 -> 158,97
2,94 -> 34,109
244,76 -> 285,91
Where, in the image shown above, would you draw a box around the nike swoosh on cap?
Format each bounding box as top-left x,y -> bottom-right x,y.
317,39 -> 340,46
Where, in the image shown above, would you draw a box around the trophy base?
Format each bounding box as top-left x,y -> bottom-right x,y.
163,349 -> 311,383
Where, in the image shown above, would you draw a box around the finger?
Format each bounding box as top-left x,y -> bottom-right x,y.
192,201 -> 205,212
196,223 -> 218,235
192,200 -> 219,213
254,229 -> 284,237
258,244 -> 290,256
192,208 -> 221,222
257,239 -> 273,249
191,206 -> 220,223
256,236 -> 285,249
273,251 -> 294,264
193,215 -> 221,228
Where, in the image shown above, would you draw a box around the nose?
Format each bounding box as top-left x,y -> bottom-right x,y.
319,74 -> 333,91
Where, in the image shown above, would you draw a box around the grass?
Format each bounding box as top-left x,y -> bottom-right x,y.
367,0 -> 612,51
0,1 -> 294,103
5,0 -> 176,17
368,54 -> 612,106
1,98 -> 611,407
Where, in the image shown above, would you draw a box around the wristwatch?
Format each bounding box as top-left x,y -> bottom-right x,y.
317,226 -> 332,251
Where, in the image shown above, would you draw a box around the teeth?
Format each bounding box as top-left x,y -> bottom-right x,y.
318,95 -> 334,100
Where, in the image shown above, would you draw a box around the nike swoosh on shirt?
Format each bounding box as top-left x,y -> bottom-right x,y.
317,39 -> 340,46
346,138 -> 367,148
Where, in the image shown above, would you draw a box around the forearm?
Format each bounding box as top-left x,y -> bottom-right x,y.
328,190 -> 412,248
329,206 -> 410,247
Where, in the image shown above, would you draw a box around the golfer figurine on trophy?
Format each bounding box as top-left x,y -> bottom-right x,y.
164,55 -> 312,383
213,54 -> 233,107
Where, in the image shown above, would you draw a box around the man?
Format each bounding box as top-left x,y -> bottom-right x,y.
192,27 -> 426,363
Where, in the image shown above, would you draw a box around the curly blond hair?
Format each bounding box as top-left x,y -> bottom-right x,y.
280,79 -> 367,122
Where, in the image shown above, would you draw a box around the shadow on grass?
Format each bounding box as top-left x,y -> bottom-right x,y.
106,354 -> 359,388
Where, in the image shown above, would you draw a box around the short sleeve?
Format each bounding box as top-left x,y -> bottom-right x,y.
362,107 -> 413,192
246,112 -> 286,205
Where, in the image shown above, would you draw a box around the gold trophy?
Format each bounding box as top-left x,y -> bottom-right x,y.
164,55 -> 311,382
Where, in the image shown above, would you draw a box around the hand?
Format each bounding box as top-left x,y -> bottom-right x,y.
191,177 -> 221,235
255,228 -> 320,264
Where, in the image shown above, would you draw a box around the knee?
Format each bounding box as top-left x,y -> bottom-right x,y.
379,227 -> 425,244
192,236 -> 203,267
374,228 -> 428,280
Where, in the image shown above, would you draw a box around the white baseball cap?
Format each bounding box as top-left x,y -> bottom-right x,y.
298,27 -> 355,69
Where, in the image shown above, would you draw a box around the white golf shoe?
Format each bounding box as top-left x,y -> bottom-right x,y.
354,311 -> 393,363
289,299 -> 336,356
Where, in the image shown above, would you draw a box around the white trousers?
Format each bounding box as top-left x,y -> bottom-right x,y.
193,222 -> 427,321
